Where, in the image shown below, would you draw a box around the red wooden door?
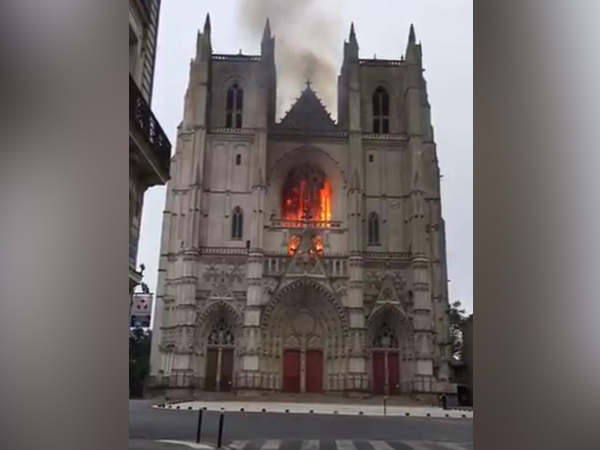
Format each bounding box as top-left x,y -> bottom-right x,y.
372,351 -> 385,394
388,352 -> 400,395
220,349 -> 234,392
305,350 -> 323,393
283,350 -> 301,393
205,349 -> 218,392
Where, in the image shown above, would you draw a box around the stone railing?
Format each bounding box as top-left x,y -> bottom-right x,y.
362,132 -> 407,141
269,218 -> 344,230
263,255 -> 349,277
359,59 -> 404,67
213,54 -> 261,62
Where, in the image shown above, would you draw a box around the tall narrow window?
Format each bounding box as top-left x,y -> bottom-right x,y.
235,154 -> 241,166
368,212 -> 380,245
231,207 -> 244,240
372,87 -> 390,134
226,83 -> 244,129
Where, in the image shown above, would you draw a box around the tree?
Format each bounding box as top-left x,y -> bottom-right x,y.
129,327 -> 152,398
449,300 -> 467,360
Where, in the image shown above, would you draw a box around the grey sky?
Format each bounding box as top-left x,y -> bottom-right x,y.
138,0 -> 473,314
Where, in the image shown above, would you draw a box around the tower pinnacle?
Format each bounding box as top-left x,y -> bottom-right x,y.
262,18 -> 272,43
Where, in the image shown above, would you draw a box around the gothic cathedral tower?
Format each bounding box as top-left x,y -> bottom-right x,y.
150,16 -> 454,400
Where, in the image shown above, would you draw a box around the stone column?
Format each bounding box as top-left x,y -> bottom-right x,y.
346,254 -> 367,392
240,251 -> 264,391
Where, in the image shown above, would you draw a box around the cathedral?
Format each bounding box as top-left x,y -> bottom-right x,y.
149,15 -> 455,399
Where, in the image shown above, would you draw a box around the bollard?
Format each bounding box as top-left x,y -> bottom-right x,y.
217,411 -> 225,448
196,409 -> 204,444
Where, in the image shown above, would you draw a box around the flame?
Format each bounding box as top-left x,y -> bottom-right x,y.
281,170 -> 332,225
288,235 -> 301,256
312,235 -> 324,256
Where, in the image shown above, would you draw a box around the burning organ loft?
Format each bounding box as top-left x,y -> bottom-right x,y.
150,16 -> 455,399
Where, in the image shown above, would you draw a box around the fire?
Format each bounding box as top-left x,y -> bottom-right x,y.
281,164 -> 332,225
288,235 -> 301,256
287,234 -> 323,257
312,235 -> 324,255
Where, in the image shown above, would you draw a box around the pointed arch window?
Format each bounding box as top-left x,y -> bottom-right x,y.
368,212 -> 380,246
373,86 -> 390,134
226,83 -> 244,128
231,206 -> 244,240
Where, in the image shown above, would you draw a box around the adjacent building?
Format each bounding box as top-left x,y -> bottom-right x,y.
129,0 -> 171,303
150,17 -> 455,399
462,314 -> 473,405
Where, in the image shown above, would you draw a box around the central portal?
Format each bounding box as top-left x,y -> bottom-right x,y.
282,348 -> 323,393
261,279 -> 348,393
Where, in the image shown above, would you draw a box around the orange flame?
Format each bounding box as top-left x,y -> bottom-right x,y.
288,235 -> 301,256
281,177 -> 332,224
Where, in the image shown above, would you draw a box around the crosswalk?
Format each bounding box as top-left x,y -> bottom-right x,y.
227,440 -> 473,450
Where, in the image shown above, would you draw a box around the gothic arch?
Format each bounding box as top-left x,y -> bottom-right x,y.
266,146 -> 347,226
262,278 -> 348,333
197,299 -> 243,330
267,146 -> 348,187
366,304 -> 413,353
367,303 -> 412,334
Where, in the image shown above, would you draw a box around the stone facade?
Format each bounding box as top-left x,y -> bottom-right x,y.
149,17 -> 454,397
129,0 -> 170,303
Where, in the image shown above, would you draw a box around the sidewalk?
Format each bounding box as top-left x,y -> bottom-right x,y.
155,400 -> 473,419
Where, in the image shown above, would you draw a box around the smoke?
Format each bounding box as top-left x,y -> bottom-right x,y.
238,0 -> 343,120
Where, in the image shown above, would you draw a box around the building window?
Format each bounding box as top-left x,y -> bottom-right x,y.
373,86 -> 390,134
226,83 -> 244,128
129,24 -> 140,77
231,207 -> 244,240
236,154 -> 241,166
369,154 -> 374,163
368,212 -> 380,245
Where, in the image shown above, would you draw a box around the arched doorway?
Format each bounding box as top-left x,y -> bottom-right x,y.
198,303 -> 240,392
368,306 -> 413,395
261,279 -> 348,393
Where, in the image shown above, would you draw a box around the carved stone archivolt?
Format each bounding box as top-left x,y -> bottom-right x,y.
262,278 -> 346,332
366,304 -> 414,358
195,300 -> 242,357
260,279 -> 349,369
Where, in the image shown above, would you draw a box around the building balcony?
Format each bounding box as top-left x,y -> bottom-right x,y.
129,74 -> 171,187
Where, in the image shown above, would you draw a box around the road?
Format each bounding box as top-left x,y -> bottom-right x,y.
129,400 -> 473,450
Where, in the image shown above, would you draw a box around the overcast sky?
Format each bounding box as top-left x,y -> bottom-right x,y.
137,0 -> 473,314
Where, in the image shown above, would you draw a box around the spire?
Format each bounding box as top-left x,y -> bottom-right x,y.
350,22 -> 357,43
406,24 -> 421,64
196,30 -> 202,58
345,22 -> 359,62
204,13 -> 211,34
262,18 -> 272,43
197,14 -> 212,61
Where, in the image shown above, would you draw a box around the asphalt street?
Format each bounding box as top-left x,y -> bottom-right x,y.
130,400 -> 473,449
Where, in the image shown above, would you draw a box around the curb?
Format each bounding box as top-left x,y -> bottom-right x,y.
153,403 -> 473,419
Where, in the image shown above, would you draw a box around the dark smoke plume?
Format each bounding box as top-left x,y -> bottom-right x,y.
239,0 -> 342,120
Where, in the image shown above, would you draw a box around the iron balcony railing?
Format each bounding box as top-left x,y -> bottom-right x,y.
129,75 -> 171,174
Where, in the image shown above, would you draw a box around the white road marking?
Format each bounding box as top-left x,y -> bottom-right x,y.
156,440 -> 215,449
369,441 -> 396,450
230,441 -> 250,450
261,440 -> 282,450
402,442 -> 435,450
336,441 -> 357,450
435,443 -> 471,450
301,440 -> 320,450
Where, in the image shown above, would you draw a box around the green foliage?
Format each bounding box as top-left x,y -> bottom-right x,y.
129,327 -> 152,398
449,301 -> 467,360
